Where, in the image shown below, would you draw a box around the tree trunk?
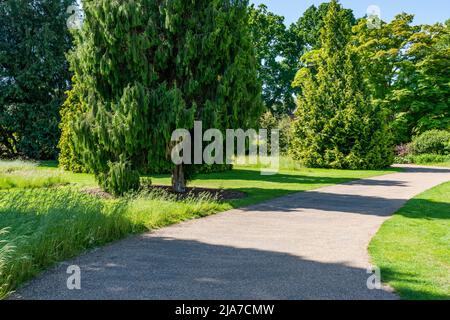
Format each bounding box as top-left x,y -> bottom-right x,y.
0,127 -> 18,159
172,164 -> 187,193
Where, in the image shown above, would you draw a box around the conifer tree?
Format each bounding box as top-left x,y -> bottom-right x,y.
69,0 -> 262,195
291,0 -> 393,169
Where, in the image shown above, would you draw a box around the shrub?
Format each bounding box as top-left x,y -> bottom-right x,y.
99,157 -> 141,197
394,155 -> 413,164
394,154 -> 450,165
0,0 -> 74,160
411,130 -> 450,155
0,189 -> 134,299
395,144 -> 412,157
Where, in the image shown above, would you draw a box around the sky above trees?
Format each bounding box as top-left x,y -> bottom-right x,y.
251,0 -> 450,26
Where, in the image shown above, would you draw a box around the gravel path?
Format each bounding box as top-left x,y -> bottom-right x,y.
13,165 -> 450,300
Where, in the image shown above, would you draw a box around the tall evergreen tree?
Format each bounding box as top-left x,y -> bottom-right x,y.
291,0 -> 393,169
0,0 -> 74,159
69,0 -> 262,195
58,76 -> 87,173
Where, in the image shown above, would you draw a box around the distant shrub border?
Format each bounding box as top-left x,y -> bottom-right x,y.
410,130 -> 450,156
395,130 -> 450,165
395,154 -> 450,165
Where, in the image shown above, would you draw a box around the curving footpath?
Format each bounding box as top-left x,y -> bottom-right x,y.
12,165 -> 450,300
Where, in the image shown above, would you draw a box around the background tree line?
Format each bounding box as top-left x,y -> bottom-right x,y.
1,0 -> 448,195
0,0 -> 74,160
250,1 -> 449,148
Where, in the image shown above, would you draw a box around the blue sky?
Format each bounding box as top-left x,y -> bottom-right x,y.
251,0 -> 450,26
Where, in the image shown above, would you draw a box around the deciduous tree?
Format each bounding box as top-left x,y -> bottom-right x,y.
248,4 -> 302,115
69,0 -> 262,195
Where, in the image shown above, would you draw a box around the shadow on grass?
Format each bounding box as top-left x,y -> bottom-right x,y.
196,169 -> 364,185
37,161 -> 58,169
395,197 -> 450,220
370,182 -> 450,300
376,266 -> 450,300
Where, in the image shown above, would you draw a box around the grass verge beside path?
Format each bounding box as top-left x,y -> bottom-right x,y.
0,188 -> 225,299
0,159 -> 396,299
369,182 -> 450,300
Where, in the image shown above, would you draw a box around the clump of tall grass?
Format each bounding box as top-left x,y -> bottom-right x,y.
0,188 -> 136,298
0,171 -> 69,190
0,228 -> 15,296
0,160 -> 69,190
126,188 -> 227,229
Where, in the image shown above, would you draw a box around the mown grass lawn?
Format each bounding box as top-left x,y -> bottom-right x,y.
369,182 -> 450,300
0,159 -> 397,298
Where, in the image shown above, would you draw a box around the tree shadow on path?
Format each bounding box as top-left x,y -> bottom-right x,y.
14,237 -> 399,300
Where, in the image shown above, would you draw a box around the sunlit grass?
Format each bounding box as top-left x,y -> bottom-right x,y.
370,182 -> 450,300
151,156 -> 399,207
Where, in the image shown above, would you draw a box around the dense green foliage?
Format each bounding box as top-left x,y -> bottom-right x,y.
291,0 -> 394,169
259,111 -> 292,155
290,2 -> 355,50
370,182 -> 450,300
395,153 -> 450,166
248,3 -> 355,115
2,0 -> 447,172
0,159 -> 395,298
411,130 -> 450,155
58,80 -> 230,176
394,130 -> 450,165
354,16 -> 450,144
248,4 -> 302,115
69,0 -> 263,195
0,0 -> 74,160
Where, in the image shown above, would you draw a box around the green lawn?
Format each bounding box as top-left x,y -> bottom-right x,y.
2,159 -> 399,206
369,182 -> 450,300
425,161 -> 450,168
0,159 -> 397,298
